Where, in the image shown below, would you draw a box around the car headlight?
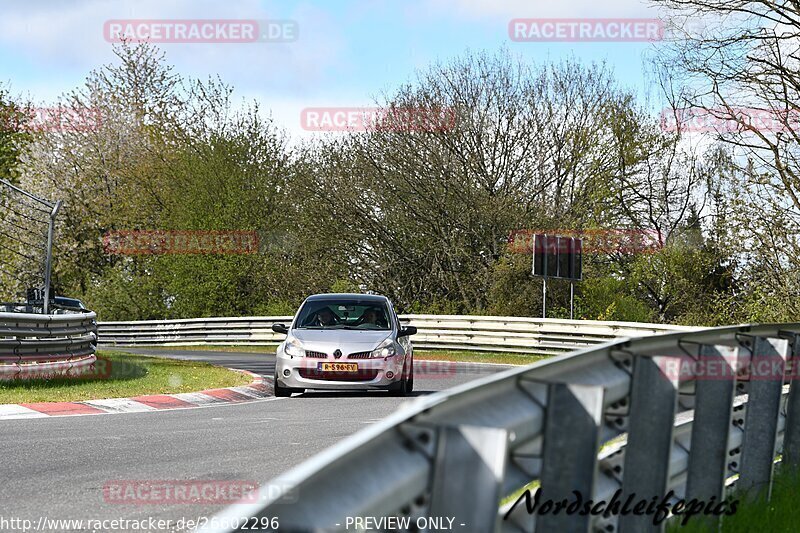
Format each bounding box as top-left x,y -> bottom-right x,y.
371,337 -> 397,358
284,337 -> 305,357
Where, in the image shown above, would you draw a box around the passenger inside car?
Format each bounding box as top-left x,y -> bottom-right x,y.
355,307 -> 388,328
358,308 -> 378,325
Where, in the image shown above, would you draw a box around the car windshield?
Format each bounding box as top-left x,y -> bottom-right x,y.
295,299 -> 391,330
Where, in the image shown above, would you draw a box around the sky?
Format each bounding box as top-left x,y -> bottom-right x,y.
0,0 -> 675,140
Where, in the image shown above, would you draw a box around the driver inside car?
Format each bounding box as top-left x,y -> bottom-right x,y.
313,307 -> 338,326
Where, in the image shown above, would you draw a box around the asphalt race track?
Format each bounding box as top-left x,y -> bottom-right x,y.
1,348 -> 509,531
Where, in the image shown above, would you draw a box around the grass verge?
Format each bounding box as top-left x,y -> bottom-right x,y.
144,345 -> 547,366
137,344 -> 273,354
0,351 -> 251,404
667,467 -> 800,532
414,349 -> 546,366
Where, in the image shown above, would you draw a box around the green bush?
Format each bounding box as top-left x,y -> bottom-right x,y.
575,276 -> 655,322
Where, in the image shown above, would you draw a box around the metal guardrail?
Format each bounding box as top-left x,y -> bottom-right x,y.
0,310 -> 98,379
197,322 -> 800,532
98,315 -> 696,355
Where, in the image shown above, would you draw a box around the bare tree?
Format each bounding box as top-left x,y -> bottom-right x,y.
300,51 -> 658,312
653,0 -> 800,301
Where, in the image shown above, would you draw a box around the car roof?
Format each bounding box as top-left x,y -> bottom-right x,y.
305,293 -> 389,303
54,296 -> 85,308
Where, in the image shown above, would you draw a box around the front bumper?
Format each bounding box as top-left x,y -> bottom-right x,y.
275,349 -> 405,390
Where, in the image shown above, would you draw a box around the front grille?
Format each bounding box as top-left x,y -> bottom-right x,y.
299,368 -> 380,381
305,350 -> 327,358
348,351 -> 372,359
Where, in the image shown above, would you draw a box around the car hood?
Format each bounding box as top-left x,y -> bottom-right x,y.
290,329 -> 392,351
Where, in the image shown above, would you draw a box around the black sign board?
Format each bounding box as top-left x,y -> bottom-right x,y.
533,235 -> 546,276
531,234 -> 583,281
571,238 -> 582,280
26,286 -> 54,304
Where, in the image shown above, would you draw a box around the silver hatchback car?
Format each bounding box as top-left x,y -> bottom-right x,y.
271,293 -> 417,397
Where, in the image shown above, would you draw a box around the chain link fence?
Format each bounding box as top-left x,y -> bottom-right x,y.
0,177 -> 61,313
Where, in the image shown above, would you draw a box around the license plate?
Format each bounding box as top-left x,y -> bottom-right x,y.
319,362 -> 358,372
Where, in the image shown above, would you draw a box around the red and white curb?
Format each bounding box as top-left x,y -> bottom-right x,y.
0,371 -> 273,420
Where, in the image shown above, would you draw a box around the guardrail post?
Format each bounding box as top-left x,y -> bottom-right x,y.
783,335 -> 800,471
430,425 -> 508,532
738,336 -> 789,499
619,356 -> 679,533
536,383 -> 604,533
685,344 -> 738,526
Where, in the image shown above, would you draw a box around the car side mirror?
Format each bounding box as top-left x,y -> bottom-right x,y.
399,325 -> 417,337
272,323 -> 289,335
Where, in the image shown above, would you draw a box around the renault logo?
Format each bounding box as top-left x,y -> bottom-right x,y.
334,349 -> 342,359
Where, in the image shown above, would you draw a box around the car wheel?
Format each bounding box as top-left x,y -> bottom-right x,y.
274,376 -> 292,397
406,359 -> 414,393
388,362 -> 410,397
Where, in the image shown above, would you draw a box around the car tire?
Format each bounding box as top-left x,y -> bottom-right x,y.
388,361 -> 410,396
406,359 -> 414,393
274,376 -> 293,397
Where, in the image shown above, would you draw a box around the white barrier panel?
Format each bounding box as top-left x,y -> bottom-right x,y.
98,314 -> 697,355
0,310 -> 98,381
